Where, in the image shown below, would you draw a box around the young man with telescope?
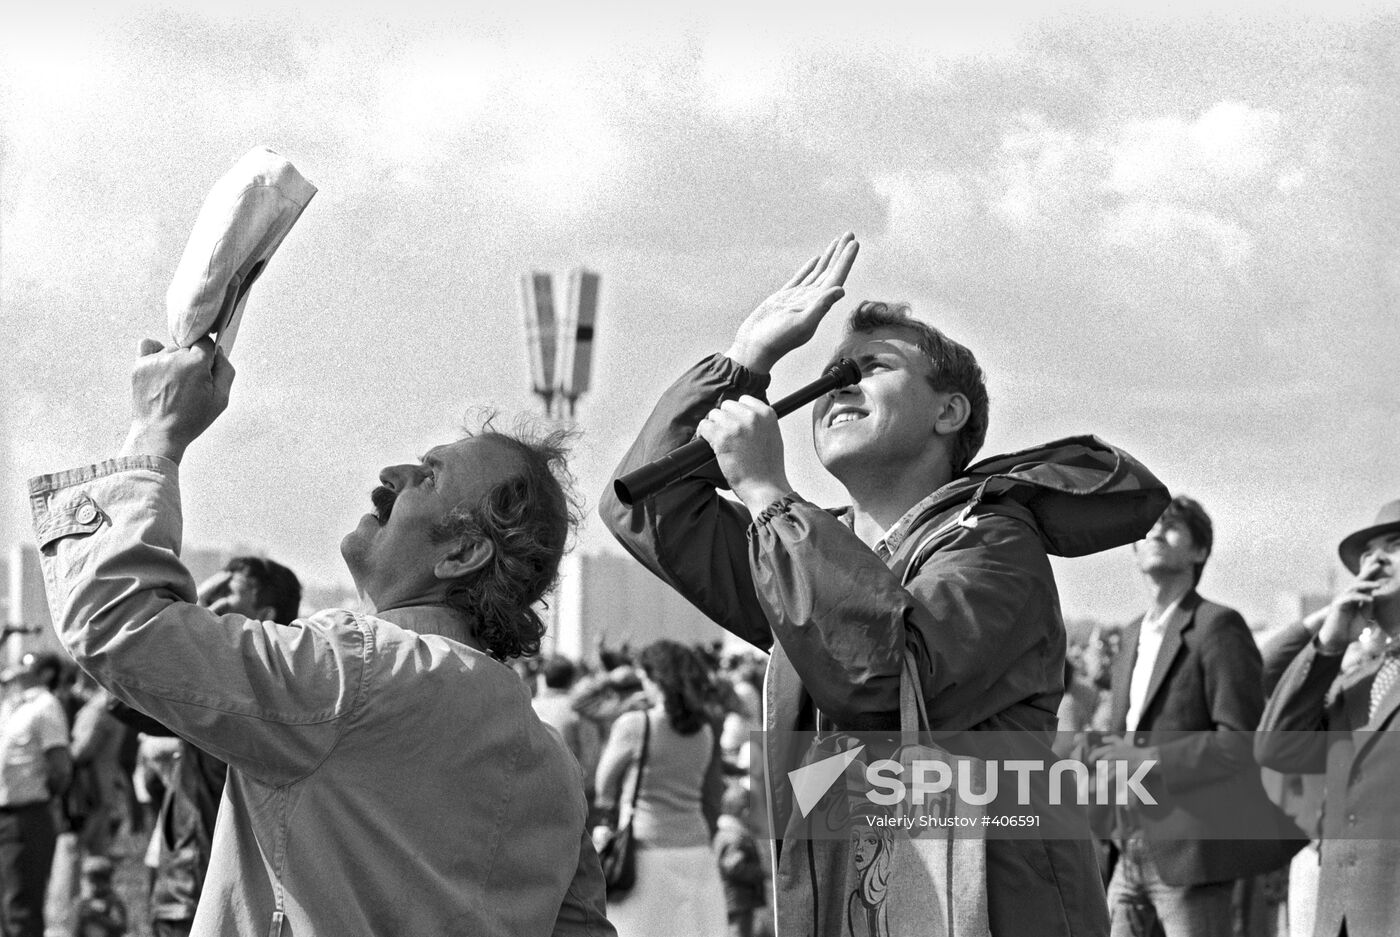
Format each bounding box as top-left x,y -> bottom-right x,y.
602,232 -> 1169,937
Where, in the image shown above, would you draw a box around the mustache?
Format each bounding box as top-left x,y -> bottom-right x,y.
371,486 -> 397,524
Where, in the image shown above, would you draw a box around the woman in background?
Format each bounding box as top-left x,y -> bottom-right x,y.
594,640 -> 727,936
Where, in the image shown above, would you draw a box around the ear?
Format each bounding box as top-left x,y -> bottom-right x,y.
434,536 -> 495,581
932,391 -> 971,438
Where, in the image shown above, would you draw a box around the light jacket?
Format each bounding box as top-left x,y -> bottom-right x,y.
30,456 -> 614,937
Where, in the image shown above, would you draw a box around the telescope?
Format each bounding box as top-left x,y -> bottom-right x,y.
613,357 -> 862,506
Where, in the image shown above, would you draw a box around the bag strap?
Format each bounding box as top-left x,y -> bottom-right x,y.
622,710 -> 652,824
900,649 -> 931,739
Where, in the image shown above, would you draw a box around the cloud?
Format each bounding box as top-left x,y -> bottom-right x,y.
1109,101 -> 1288,201
1,7 -> 1397,627
1102,199 -> 1254,267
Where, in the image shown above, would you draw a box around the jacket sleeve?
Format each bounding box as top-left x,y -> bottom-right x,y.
750,497 -> 1060,731
29,457 -> 365,787
1254,642 -> 1343,774
70,702 -> 118,765
549,824 -> 618,937
1260,620 -> 1316,696
599,355 -> 775,650
1151,608 -> 1267,794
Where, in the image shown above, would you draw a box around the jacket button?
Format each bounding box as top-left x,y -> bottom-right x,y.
75,503 -> 98,525
1348,813 -> 1357,826
1134,736 -> 1147,747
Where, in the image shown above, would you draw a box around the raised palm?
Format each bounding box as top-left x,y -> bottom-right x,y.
727,232 -> 860,372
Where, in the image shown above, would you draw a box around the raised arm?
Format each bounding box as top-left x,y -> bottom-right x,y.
30,338 -> 361,786
599,234 -> 860,649
1255,565 -> 1378,772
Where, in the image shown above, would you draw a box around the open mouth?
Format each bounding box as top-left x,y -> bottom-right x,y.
828,410 -> 867,427
370,486 -> 397,525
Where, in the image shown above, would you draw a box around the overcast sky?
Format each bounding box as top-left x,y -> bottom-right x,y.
2,0 -> 1397,627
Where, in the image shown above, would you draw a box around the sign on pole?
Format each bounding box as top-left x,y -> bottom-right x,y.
519,271 -> 558,415
555,267 -> 599,417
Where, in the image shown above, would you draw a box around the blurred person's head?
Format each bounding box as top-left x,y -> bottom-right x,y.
341,415 -> 579,661
540,655 -> 577,691
208,556 -> 303,623
720,781 -> 750,822
1083,626 -> 1118,689
1134,496 -> 1213,586
637,640 -> 716,736
598,645 -> 632,672
19,651 -> 65,693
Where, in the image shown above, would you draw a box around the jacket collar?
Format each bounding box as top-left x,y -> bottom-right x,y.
839,435 -> 1169,560
374,604 -> 480,649
1111,591 -> 1200,731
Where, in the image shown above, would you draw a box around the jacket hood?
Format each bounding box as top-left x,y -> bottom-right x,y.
911,434 -> 1170,558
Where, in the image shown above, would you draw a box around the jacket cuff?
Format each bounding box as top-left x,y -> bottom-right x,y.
28,456 -> 178,550
710,353 -> 773,398
750,492 -> 801,531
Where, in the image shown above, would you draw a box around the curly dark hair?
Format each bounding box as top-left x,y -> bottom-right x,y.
429,414 -> 581,661
637,640 -> 716,736
847,301 -> 989,475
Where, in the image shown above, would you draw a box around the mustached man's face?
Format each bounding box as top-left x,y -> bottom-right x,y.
1359,532 -> 1400,610
340,437 -> 518,611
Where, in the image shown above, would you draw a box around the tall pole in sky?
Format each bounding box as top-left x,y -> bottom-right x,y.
520,267 -> 601,658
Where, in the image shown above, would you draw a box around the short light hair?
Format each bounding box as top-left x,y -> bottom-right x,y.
430,415 -> 580,661
846,302 -> 989,475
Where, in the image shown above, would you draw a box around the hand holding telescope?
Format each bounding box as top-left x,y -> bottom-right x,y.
613,357 -> 861,506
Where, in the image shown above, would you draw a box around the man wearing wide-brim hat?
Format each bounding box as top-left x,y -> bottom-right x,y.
1257,499 -> 1400,937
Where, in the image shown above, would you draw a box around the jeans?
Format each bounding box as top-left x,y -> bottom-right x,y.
1106,837 -> 1234,937
0,802 -> 58,937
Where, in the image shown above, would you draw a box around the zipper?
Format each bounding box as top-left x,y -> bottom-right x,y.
905,499 -> 984,577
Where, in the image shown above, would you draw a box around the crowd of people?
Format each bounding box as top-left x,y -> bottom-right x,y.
1,229 -> 1395,937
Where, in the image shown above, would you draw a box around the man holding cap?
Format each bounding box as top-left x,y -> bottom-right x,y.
28,339 -> 613,936
1257,499 -> 1400,937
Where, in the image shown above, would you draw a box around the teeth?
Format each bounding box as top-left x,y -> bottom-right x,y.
831,413 -> 863,426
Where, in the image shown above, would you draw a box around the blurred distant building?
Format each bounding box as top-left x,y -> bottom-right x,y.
5,544 -> 59,665
548,551 -> 731,660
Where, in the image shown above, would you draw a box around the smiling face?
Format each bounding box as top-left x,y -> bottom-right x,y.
812,327 -> 956,484
340,436 -> 521,611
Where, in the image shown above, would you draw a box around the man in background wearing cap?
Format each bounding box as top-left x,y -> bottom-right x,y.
0,653 -> 72,937
1257,500 -> 1400,937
